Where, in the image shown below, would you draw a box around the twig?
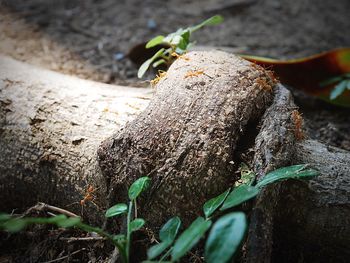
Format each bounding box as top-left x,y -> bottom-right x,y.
40,248 -> 86,263
109,247 -> 120,263
23,202 -> 79,218
59,236 -> 105,243
189,251 -> 203,263
47,212 -> 57,217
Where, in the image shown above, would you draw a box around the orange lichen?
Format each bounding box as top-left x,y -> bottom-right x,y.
184,69 -> 204,78
291,110 -> 305,140
150,70 -> 167,86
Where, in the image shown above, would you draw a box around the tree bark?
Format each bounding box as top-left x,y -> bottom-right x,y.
98,51 -> 276,227
244,87 -> 350,262
0,55 -> 151,223
246,139 -> 350,263
0,52 -> 349,262
272,139 -> 350,262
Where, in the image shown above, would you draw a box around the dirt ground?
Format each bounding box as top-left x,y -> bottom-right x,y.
0,0 -> 350,262
1,0 -> 350,84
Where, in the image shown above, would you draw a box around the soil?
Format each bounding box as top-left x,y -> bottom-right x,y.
1,0 -> 350,85
0,0 -> 349,262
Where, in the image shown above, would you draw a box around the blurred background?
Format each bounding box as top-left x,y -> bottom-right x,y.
1,0 -> 349,86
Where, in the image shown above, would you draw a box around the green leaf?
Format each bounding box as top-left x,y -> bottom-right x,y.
146,35 -> 165,48
113,234 -> 126,241
175,47 -> 187,55
138,48 -> 165,78
202,15 -> 224,26
2,218 -> 27,232
256,164 -> 319,188
190,15 -> 224,32
130,218 -> 145,232
170,35 -> 183,46
177,30 -> 191,50
147,242 -> 171,260
347,80 -> 350,90
152,59 -> 166,68
147,217 -> 181,260
105,203 -> 128,218
163,28 -> 185,44
171,217 -> 212,261
205,212 -> 247,263
220,185 -> 259,211
24,215 -> 68,225
113,234 -> 127,251
0,215 -> 78,232
330,80 -> 348,100
128,176 -> 151,200
159,216 -> 181,243
56,217 -> 81,228
46,214 -> 68,223
320,76 -> 343,87
0,213 -> 11,222
203,189 -> 230,219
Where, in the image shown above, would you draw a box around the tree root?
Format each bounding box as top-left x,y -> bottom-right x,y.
0,52 -> 349,261
98,51 -> 277,227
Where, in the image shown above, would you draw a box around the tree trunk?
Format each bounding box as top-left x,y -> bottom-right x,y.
0,52 -> 349,261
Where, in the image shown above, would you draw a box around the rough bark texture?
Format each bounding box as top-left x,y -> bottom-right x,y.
245,83 -> 298,263
243,86 -> 350,262
271,139 -> 350,262
98,51 -> 277,227
0,55 -> 151,223
1,53 -> 349,262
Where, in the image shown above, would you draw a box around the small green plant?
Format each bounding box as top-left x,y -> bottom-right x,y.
137,15 -> 224,78
0,164 -> 318,263
320,73 -> 350,100
0,176 -> 151,263
144,164 -> 318,263
105,176 -> 151,262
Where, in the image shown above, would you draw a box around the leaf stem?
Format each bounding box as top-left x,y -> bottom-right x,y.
158,246 -> 173,263
76,223 -> 125,254
126,200 -> 133,262
134,200 -> 138,218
